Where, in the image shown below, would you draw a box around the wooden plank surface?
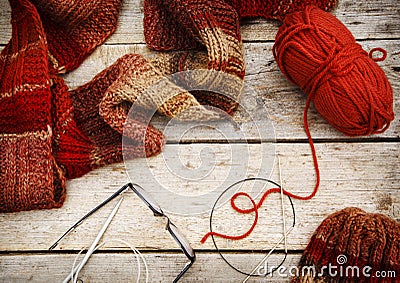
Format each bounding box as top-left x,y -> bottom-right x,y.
0,0 -> 399,282
0,253 -> 303,282
60,41 -> 400,141
0,143 -> 398,251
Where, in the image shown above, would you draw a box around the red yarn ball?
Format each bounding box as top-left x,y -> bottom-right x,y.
273,6 -> 394,136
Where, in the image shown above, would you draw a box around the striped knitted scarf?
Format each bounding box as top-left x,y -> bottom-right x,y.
1,0 -> 338,212
0,0 -> 218,212
143,0 -> 339,111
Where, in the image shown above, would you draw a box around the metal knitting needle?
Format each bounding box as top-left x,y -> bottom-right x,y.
63,197 -> 124,283
278,156 -> 288,253
243,157 -> 290,283
242,226 -> 294,283
49,184 -> 130,250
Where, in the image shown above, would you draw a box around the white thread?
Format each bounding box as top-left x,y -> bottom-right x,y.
64,197 -> 124,283
70,239 -> 148,283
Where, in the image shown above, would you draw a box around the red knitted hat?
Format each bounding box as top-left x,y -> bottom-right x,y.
144,0 -> 245,114
293,207 -> 400,283
29,0 -> 123,74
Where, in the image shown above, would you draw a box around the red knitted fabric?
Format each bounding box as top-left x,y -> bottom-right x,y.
66,54 -> 167,178
0,0 -> 66,212
52,73 -> 164,180
29,0 -> 123,74
143,1 -> 339,115
144,0 -> 245,114
143,0 -> 338,51
0,0 -> 164,212
293,207 -> 400,283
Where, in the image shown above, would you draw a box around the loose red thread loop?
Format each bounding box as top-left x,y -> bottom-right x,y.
200,97 -> 321,244
369,47 -> 387,62
200,186 -> 318,243
201,6 -> 394,245
200,192 -> 258,243
201,155 -> 319,244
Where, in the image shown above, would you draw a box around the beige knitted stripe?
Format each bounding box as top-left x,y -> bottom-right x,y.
99,54 -> 218,129
0,83 -> 49,99
0,125 -> 52,140
198,27 -> 245,75
48,51 -> 67,73
0,40 -> 42,62
132,70 -> 220,120
150,51 -> 244,102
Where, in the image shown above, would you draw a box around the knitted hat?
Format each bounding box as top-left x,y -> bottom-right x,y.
293,207 -> 400,283
144,0 -> 245,114
29,0 -> 123,74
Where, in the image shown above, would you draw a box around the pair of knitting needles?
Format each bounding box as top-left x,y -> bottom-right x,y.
63,197 -> 124,283
242,156 -> 293,282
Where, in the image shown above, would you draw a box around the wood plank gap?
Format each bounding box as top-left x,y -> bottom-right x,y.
357,37 -> 400,42
164,137 -> 400,144
0,249 -> 305,255
276,137 -> 400,144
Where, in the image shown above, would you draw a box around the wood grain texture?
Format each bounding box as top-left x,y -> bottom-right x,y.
59,41 -> 400,141
0,0 -> 398,282
0,253 -> 303,282
0,143 -> 398,251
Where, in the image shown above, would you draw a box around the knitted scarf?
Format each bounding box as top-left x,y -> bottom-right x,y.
1,0 -> 339,212
0,0 -> 215,212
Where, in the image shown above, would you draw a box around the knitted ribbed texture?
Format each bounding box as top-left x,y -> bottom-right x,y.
95,53 -> 218,123
149,52 -> 244,116
293,207 -> 400,283
224,0 -> 338,21
144,0 -> 245,115
29,0 -> 123,74
144,0 -> 338,51
0,0 -> 168,212
52,73 -> 164,180
0,0 -> 66,212
143,1 -> 339,115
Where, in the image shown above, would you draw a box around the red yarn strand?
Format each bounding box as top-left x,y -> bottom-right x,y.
369,47 -> 387,62
201,6 -> 394,245
200,116 -> 321,243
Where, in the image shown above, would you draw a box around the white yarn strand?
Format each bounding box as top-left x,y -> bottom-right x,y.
70,239 -> 148,283
64,197 -> 124,283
